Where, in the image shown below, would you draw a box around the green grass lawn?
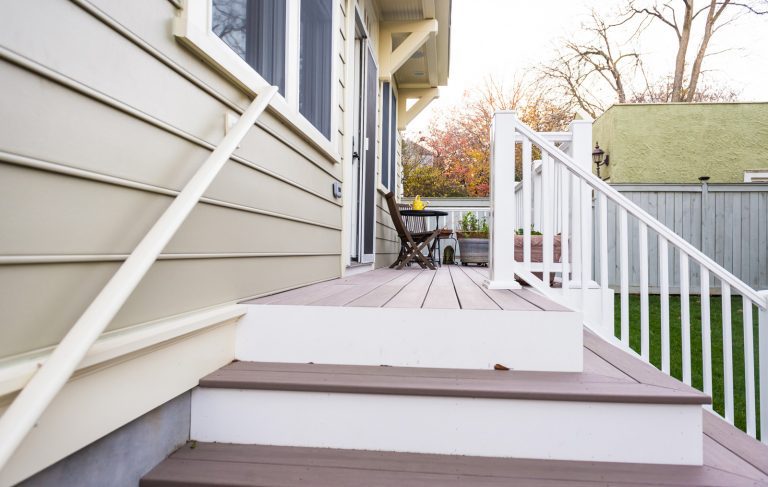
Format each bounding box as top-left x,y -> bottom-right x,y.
614,294 -> 762,438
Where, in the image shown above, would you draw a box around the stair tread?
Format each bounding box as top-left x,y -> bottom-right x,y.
200,361 -> 710,405
141,442 -> 768,487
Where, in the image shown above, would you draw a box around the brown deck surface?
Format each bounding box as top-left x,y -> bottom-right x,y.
200,360 -> 709,405
143,438 -> 768,487
242,265 -> 571,312
143,330 -> 768,487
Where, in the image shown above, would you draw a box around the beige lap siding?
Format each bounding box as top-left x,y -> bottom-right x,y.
0,0 -> 344,358
375,193 -> 401,268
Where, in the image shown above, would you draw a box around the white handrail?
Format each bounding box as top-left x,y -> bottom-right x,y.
0,87 -> 278,470
506,114 -> 768,310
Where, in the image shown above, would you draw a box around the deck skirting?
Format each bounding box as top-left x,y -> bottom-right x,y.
237,304 -> 583,372
191,388 -> 703,465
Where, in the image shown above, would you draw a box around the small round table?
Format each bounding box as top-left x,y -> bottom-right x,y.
399,209 -> 449,266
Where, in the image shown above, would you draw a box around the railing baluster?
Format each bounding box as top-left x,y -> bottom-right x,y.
758,294 -> 768,444
681,253 -> 692,385
743,296 -> 756,437
721,282 -> 734,424
522,138 -> 532,267
533,161 -> 542,232
659,236 -> 670,374
639,222 -> 650,361
599,193 -> 609,329
701,267 -> 712,402
560,166 -> 570,291
542,153 -> 553,286
580,179 -> 589,305
619,208 -> 629,346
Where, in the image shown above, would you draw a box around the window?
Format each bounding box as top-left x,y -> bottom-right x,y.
299,0 -> 333,138
381,82 -> 398,190
179,0 -> 338,154
212,0 -> 286,95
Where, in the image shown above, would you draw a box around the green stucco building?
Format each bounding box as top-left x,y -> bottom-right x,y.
592,103 -> 768,183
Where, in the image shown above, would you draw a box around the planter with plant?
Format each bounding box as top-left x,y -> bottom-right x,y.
456,212 -> 489,265
514,228 -> 562,285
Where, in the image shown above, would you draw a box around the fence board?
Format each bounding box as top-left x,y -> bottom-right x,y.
599,184 -> 768,293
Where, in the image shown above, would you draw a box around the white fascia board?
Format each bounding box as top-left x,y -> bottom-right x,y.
0,305 -> 246,397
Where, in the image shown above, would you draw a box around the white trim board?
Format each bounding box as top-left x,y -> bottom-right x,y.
236,305 -> 583,372
0,305 -> 246,398
191,388 -> 703,465
0,323 -> 237,487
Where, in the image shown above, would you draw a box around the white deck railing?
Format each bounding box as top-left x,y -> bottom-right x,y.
488,111 -> 768,443
0,87 -> 278,469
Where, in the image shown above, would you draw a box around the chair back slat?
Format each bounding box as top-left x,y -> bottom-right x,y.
386,193 -> 411,241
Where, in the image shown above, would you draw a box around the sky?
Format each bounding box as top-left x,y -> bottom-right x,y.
407,0 -> 768,134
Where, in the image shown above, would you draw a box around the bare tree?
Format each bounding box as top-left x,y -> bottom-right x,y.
625,0 -> 767,102
539,11 -> 643,118
629,74 -> 740,102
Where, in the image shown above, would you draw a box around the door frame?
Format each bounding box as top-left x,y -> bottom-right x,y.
345,5 -> 377,266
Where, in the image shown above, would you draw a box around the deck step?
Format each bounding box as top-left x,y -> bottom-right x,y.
191,362 -> 709,465
141,441 -> 765,487
236,304 -> 584,372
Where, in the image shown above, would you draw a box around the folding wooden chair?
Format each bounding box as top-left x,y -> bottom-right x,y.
385,192 -> 439,270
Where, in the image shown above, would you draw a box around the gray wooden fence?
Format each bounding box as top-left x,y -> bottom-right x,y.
593,183 -> 768,293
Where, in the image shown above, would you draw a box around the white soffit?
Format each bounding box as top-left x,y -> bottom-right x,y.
379,0 -> 451,88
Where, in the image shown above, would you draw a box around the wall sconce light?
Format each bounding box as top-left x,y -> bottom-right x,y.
593,142 -> 609,179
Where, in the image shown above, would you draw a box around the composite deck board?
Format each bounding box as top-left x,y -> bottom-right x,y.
583,329 -> 698,393
421,267 -> 460,309
702,435 -> 768,484
242,266 -> 566,311
384,270 -> 436,308
460,266 -> 541,311
308,270 -> 404,306
200,362 -> 709,404
224,361 -> 630,384
514,287 -> 572,312
345,270 -> 424,307
259,284 -> 357,306
243,270 -> 399,306
448,265 -> 501,310
702,410 -> 768,476
243,279 -> 340,305
143,442 -> 768,487
465,266 -> 570,312
582,348 -> 636,382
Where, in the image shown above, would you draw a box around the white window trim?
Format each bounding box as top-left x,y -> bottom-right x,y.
175,0 -> 340,162
744,170 -> 768,183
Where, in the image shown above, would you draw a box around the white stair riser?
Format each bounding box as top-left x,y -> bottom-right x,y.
191,388 -> 703,465
237,305 -> 583,372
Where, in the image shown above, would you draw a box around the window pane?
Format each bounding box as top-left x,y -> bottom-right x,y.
212,0 -> 286,94
299,0 -> 333,138
389,89 -> 397,191
382,82 -> 391,188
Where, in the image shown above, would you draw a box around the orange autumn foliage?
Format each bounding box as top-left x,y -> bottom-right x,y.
403,81 -> 573,197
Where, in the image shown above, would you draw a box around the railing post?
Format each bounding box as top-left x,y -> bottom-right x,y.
486,111 -> 521,289
759,291 -> 768,444
567,115 -> 596,289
